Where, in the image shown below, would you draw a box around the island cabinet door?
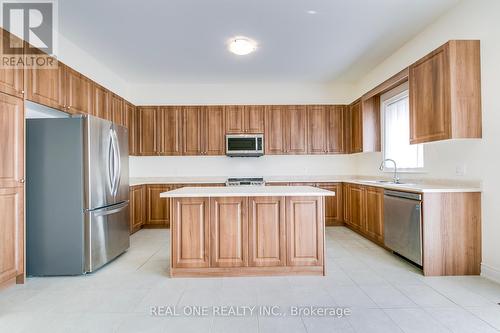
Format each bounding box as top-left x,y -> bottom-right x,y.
286,196 -> 324,266
171,198 -> 210,268
248,197 -> 286,267
210,197 -> 248,268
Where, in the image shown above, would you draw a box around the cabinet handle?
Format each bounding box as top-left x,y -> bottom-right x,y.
19,178 -> 25,183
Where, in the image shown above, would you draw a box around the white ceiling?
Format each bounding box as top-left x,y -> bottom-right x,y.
59,0 -> 459,85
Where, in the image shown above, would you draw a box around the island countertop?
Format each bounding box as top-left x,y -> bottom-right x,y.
160,185 -> 336,198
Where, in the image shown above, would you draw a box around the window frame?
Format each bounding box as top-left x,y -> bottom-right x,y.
381,82 -> 426,173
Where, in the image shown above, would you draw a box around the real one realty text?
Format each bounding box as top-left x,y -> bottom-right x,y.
151,305 -> 352,318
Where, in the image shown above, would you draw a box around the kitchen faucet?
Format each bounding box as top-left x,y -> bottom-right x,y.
379,159 -> 400,183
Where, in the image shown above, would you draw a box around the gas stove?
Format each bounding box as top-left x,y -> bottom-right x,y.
225,177 -> 265,186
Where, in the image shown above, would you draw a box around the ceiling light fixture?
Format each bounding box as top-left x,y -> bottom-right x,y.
228,37 -> 257,56
307,10 -> 317,15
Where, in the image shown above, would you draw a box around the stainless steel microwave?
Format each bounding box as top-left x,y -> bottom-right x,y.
226,134 -> 264,157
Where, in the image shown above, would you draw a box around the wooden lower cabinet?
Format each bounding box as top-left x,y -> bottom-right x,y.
170,196 -> 324,277
248,196 -> 286,267
129,185 -> 145,234
210,197 -> 248,268
0,187 -> 24,287
347,184 -> 365,231
364,186 -> 384,243
316,183 -> 342,226
286,196 -> 324,266
145,184 -> 173,227
171,197 -> 210,268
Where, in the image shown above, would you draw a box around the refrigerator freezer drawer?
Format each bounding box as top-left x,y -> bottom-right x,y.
85,201 -> 130,272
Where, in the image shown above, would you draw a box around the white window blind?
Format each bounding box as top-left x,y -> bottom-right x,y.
382,86 -> 423,170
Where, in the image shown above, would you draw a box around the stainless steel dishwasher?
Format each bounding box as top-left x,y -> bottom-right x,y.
384,190 -> 423,266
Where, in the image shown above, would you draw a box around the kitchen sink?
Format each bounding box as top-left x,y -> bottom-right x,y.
361,180 -> 417,186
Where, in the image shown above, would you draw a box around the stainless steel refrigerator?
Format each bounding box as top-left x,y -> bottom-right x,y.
26,115 -> 130,275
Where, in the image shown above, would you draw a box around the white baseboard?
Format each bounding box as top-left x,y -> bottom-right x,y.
481,263 -> 500,284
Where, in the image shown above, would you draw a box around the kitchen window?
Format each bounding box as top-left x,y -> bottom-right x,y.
381,82 -> 424,170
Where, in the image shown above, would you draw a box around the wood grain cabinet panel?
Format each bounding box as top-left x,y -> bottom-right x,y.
364,186 -> 384,243
327,106 -> 345,153
159,106 -> 182,155
225,105 -> 245,134
0,93 -> 24,188
349,101 -> 363,153
203,106 -> 225,155
182,106 -> 203,155
172,197 -> 209,268
92,84 -> 110,120
146,184 -> 171,227
316,183 -> 342,226
110,94 -> 125,127
342,183 -> 350,223
129,185 -> 145,234
348,184 -> 364,231
210,197 -> 248,268
265,106 -> 286,154
0,187 -> 24,285
245,105 -> 265,133
65,66 -> 92,115
285,105 -> 308,154
248,196 -> 285,267
409,40 -> 481,144
138,106 -> 158,155
307,105 -> 328,154
286,196 -> 324,266
126,102 -> 137,155
26,60 -> 65,110
0,30 -> 24,98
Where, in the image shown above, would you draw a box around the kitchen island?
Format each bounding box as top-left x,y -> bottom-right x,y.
161,186 -> 335,277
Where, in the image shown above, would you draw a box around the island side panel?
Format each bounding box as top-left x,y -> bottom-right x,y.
286,196 -> 325,268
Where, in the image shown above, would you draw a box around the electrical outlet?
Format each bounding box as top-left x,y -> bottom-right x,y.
455,165 -> 467,176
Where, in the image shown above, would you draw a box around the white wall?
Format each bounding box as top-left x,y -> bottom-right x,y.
351,0 -> 500,281
129,155 -> 356,178
129,82 -> 353,105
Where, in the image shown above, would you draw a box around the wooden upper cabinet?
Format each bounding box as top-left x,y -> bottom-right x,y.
0,92 -> 24,188
92,84 -> 110,120
409,40 -> 481,144
245,105 -> 265,133
327,105 -> 345,153
0,187 -> 24,285
110,94 -> 125,127
210,197 -> 248,268
248,196 -> 286,267
316,183 -> 342,226
26,60 -> 65,110
265,106 -> 286,154
284,105 -> 308,154
138,106 -> 158,155
159,106 -> 182,155
0,30 -> 24,98
349,100 -> 363,153
203,106 -> 225,155
361,95 -> 381,152
307,105 -> 328,154
65,66 -> 92,115
172,197 -> 210,268
225,105 -> 245,133
182,106 -> 203,155
225,105 -> 264,134
364,186 -> 384,244
286,196 -> 324,266
126,102 -> 137,155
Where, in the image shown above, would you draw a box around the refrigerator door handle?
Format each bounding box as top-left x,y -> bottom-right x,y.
111,128 -> 121,197
107,130 -> 115,195
91,201 -> 129,217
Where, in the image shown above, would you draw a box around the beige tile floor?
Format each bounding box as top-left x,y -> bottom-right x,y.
1,227 -> 500,332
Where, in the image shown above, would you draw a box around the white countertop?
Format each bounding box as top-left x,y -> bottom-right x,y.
160,186 -> 336,198
131,176 -> 481,193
